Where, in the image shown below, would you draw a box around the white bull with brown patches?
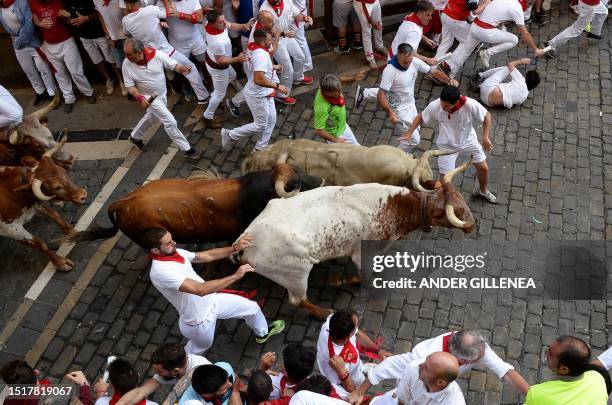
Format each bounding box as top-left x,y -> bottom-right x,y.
237,159 -> 476,318
241,139 -> 450,191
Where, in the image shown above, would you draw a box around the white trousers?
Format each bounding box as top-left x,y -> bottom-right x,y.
170,49 -> 209,100
435,12 -> 470,59
80,36 -> 115,65
295,21 -> 313,71
273,37 -> 306,97
131,94 -> 191,151
171,34 -> 207,61
479,66 -> 508,106
448,24 -> 518,74
395,102 -> 420,152
13,46 -> 56,96
43,38 -> 94,104
327,125 -> 360,144
203,64 -> 236,119
550,0 -> 608,47
353,0 -> 383,61
179,293 -> 268,354
229,95 -> 276,151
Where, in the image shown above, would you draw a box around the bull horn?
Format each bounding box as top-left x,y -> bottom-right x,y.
411,149 -> 458,193
274,162 -> 299,198
9,129 -> 23,145
275,179 -> 299,198
442,154 -> 473,184
43,133 -> 67,158
28,93 -> 60,121
445,203 -> 475,229
31,178 -> 54,201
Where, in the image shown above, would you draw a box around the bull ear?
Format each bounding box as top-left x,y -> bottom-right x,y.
21,156 -> 39,167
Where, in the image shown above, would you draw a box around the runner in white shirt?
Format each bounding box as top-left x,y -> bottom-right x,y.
435,0 -> 489,61
290,391 -> 350,405
93,0 -> 128,94
447,0 -> 544,75
121,38 -> 202,158
353,0 -> 385,69
114,343 -> 211,405
388,1 -> 437,65
354,43 -> 455,153
122,0 -> 210,103
403,85 -> 497,203
0,85 -> 24,129
545,0 -> 608,56
316,309 -> 389,400
221,29 -> 284,152
258,344 -> 315,400
291,0 -> 312,71
349,329 -> 529,404
475,57 -> 540,109
143,227 -> 285,355
595,345 -> 612,370
200,9 -> 250,127
259,0 -> 313,105
158,0 -> 206,63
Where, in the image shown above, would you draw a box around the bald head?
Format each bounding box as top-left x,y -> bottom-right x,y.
257,10 -> 274,29
418,352 -> 459,392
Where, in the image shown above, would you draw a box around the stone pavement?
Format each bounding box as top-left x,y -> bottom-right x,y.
1,5 -> 612,405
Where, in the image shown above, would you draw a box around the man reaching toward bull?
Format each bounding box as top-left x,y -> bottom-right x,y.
143,228 -> 285,355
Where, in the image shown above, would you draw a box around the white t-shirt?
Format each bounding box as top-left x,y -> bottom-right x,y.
269,373 -> 298,399
93,0 -> 126,40
379,57 -> 431,107
368,332 -> 513,386
243,47 -> 277,97
478,0 -> 524,27
122,5 -> 173,54
289,391 -> 350,405
1,3 -> 22,35
259,0 -> 300,32
119,0 -> 156,8
162,0 -> 202,46
498,68 -> 529,109
122,49 -> 176,96
430,0 -> 448,10
396,360 -> 466,404
205,27 -> 231,63
421,97 -> 488,149
390,19 -> 422,57
598,346 -> 612,370
152,354 -> 211,385
316,316 -> 365,399
0,85 -> 23,128
149,248 -> 217,325
95,397 -> 158,405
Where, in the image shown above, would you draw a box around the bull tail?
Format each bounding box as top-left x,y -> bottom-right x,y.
68,202 -> 121,243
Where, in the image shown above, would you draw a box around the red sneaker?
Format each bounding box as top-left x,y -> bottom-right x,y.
274,96 -> 297,105
294,76 -> 314,85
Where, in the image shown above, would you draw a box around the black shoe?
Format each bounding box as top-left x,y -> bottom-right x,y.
226,99 -> 240,118
183,147 -> 202,160
470,68 -> 485,93
587,32 -> 603,40
524,16 -> 532,24
354,85 -> 364,110
129,136 -> 146,151
334,45 -> 351,54
87,95 -> 97,104
33,92 -> 49,107
352,41 -> 363,50
64,102 -> 75,113
534,12 -> 547,25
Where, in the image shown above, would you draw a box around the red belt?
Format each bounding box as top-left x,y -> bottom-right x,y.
473,18 -> 496,29
205,53 -> 228,70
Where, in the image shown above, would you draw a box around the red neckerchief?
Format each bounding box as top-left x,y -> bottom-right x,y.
447,95 -> 467,119
149,251 -> 185,263
518,0 -> 527,11
327,335 -> 358,364
442,332 -> 455,353
1,0 -> 16,8
109,393 -> 146,405
320,90 -> 345,106
102,0 -> 111,6
136,47 -> 156,66
330,388 -> 341,399
248,42 -> 271,55
205,23 -> 224,35
267,0 -> 283,16
404,13 -> 424,26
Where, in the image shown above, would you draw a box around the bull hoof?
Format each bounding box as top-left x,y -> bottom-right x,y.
298,299 -> 334,319
54,258 -> 74,272
330,274 -> 362,287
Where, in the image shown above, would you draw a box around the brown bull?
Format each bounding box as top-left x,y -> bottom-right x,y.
72,163 -> 325,247
0,138 -> 87,271
0,95 -> 75,169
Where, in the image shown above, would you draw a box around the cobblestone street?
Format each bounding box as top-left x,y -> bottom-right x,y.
1,4 -> 612,405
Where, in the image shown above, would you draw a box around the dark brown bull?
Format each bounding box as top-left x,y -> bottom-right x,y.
71,163 -> 325,247
0,95 -> 75,169
0,138 -> 87,271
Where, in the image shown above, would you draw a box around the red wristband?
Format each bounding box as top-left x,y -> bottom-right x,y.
135,95 -> 145,103
178,12 -> 186,20
190,12 -> 198,23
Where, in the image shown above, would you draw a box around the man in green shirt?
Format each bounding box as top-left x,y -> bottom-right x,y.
525,335 -> 608,405
313,72 -> 365,144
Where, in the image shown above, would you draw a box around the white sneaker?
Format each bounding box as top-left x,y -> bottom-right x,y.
120,83 -> 128,97
220,128 -> 236,152
106,80 -> 115,95
474,188 -> 497,204
478,49 -> 490,68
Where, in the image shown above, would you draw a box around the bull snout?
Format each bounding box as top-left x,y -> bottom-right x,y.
72,189 -> 87,204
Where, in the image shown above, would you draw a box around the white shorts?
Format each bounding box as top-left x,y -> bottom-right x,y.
437,137 -> 486,174
326,125 -> 360,144
80,37 -> 115,65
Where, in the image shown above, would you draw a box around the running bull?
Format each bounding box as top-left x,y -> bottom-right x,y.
241,139 -> 449,192
0,138 -> 87,271
237,157 -> 476,318
0,95 -> 74,169
71,162 -> 325,247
